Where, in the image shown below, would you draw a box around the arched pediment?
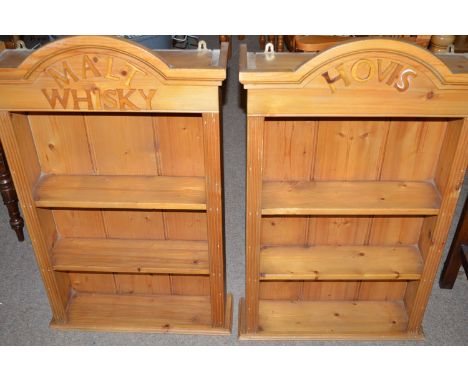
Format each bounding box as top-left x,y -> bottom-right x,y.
0,36 -> 227,112
240,39 -> 468,116
241,38 -> 468,90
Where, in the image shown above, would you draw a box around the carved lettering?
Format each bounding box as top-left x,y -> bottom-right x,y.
123,62 -> 146,86
41,87 -> 156,111
351,59 -> 375,82
91,88 -> 101,110
377,59 -> 402,85
70,89 -> 94,110
46,61 -> 79,88
138,89 -> 156,109
321,64 -> 350,93
42,54 -> 155,110
117,89 -> 139,110
105,57 -> 120,81
394,69 -> 417,92
82,55 -> 101,79
322,58 -> 417,93
102,89 -> 118,110
41,88 -> 70,108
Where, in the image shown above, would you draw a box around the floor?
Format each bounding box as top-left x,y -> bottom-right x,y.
0,35 -> 466,345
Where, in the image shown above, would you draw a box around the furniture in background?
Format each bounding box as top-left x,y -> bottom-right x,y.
439,197 -> 468,288
285,35 -> 350,52
0,39 -> 24,241
239,38 -> 468,340
0,140 -> 24,241
455,36 -> 468,53
0,36 -> 232,334
259,35 -> 432,53
259,35 -> 285,52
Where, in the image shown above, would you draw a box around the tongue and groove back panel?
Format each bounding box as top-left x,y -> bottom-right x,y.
29,113 -> 209,296
260,117 -> 446,302
0,36 -> 232,334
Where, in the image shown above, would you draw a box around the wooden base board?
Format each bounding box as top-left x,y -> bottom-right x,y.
237,298 -> 423,341
51,293 -> 233,335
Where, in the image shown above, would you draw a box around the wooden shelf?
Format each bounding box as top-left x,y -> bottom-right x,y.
52,238 -> 209,275
260,245 -> 423,281
262,181 -> 440,216
238,298 -> 417,340
51,293 -> 233,335
34,174 -> 207,210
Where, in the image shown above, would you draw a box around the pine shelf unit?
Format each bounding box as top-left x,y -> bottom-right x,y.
239,39 -> 468,340
0,36 -> 232,335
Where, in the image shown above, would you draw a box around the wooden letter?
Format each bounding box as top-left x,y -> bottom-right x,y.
105,57 -> 120,81
41,88 -> 70,109
377,59 -> 404,86
102,89 -> 118,110
321,64 -> 350,93
123,62 -> 145,86
394,69 -> 417,92
70,89 -> 94,110
351,59 -> 375,82
82,55 -> 101,79
117,89 -> 139,110
138,89 -> 156,109
46,61 -> 79,88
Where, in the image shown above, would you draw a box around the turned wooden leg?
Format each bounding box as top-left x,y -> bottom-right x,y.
277,35 -> 284,52
0,140 -> 24,241
439,197 -> 468,288
267,35 -> 275,49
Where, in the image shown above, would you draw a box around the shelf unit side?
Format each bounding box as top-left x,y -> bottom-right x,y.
245,116 -> 264,332
406,118 -> 468,332
0,111 -> 69,322
202,111 -> 226,327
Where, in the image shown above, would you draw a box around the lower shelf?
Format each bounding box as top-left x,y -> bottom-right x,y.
238,298 -> 423,340
51,293 -> 233,335
52,237 -> 209,275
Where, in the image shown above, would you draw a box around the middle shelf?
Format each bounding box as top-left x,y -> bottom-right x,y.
262,180 -> 440,215
33,174 -> 207,210
52,237 -> 209,275
260,245 -> 423,281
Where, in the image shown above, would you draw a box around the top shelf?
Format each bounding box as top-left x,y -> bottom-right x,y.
34,174 -> 206,210
262,180 -> 440,216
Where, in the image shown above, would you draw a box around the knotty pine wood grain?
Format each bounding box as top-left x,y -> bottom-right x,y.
258,300 -> 408,335
260,245 -> 423,281
52,238 -> 209,274
262,180 -> 440,216
34,174 -> 207,210
246,116 -> 264,332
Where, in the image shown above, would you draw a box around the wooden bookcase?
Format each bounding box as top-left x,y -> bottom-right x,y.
239,39 -> 468,340
0,36 -> 232,334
